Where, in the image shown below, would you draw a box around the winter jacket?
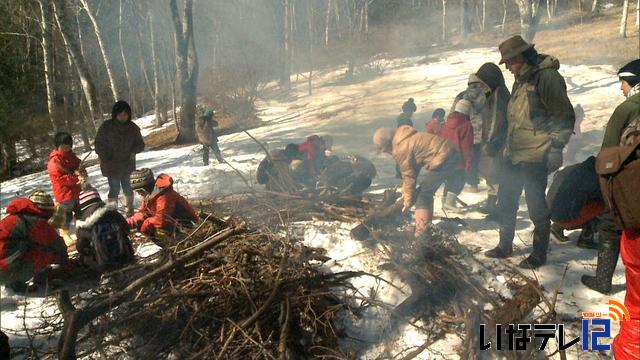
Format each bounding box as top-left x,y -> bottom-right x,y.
601,92 -> 640,149
127,174 -> 198,235
505,55 -> 575,164
298,135 -> 327,175
396,113 -> 414,128
319,155 -> 376,195
196,116 -> 219,146
47,149 -> 81,203
392,125 -> 452,209
95,119 -> 145,178
425,119 -> 443,135
0,199 -> 67,284
440,112 -> 474,172
75,204 -> 133,271
258,149 -> 300,192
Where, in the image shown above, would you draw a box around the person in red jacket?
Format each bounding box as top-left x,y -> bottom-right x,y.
439,99 -> 474,211
126,168 -> 198,244
0,192 -> 68,293
46,132 -> 86,247
298,135 -> 333,176
425,108 -> 446,135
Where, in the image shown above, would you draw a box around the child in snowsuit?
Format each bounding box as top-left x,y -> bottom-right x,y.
47,132 -> 85,248
196,108 -> 224,165
0,191 -> 68,293
74,186 -> 134,272
127,169 -> 198,246
439,100 -> 474,211
425,108 -> 446,135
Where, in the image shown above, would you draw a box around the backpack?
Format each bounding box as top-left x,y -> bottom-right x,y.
89,221 -> 134,271
256,159 -> 273,185
596,116 -> 640,230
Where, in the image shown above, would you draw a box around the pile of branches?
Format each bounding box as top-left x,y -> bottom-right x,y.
56,214 -> 364,359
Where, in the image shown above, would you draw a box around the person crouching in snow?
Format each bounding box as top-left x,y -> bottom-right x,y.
196,108 -> 224,165
74,186 -> 135,272
373,125 -> 458,243
127,168 -> 198,246
0,192 -> 68,293
47,131 -> 86,249
439,99 -> 474,211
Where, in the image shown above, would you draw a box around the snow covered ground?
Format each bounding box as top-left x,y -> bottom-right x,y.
0,47 -> 626,359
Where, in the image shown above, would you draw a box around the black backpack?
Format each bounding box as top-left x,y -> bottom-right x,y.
89,221 -> 134,271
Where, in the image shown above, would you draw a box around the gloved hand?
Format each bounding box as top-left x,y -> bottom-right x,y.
546,146 -> 564,173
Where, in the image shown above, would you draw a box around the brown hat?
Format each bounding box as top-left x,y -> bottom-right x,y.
498,35 -> 534,64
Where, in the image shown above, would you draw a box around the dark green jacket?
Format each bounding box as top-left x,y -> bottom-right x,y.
505,55 -> 575,164
601,92 -> 640,149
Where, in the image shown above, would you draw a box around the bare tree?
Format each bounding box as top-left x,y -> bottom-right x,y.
53,0 -> 101,136
281,0 -> 292,88
514,0 -> 542,42
442,0 -> 447,42
325,0 -> 332,48
119,0 -> 134,110
170,0 -> 199,143
502,0 -> 508,33
36,0 -> 59,132
460,0 -> 471,39
308,0 -> 314,95
621,0 -> 630,38
79,0 -> 121,102
591,0 -> 599,14
149,13 -> 166,127
636,0 -> 639,32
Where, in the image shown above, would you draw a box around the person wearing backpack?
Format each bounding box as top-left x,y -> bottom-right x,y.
127,169 -> 198,243
591,59 -> 640,360
485,36 -> 575,269
74,186 -> 134,272
0,192 -> 68,293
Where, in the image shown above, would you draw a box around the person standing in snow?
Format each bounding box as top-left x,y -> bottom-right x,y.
439,100 -> 474,211
0,192 -> 68,293
425,108 -> 446,135
46,132 -> 86,248
373,126 -> 458,242
95,101 -> 145,217
582,60 -> 640,296
453,63 -> 510,219
196,108 -> 224,165
485,35 -> 575,269
396,98 -> 417,128
127,168 -> 198,246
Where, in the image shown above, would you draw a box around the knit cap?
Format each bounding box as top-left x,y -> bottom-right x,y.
618,59 -> 640,87
454,99 -> 472,116
29,190 -> 55,213
78,186 -> 103,212
402,98 -> 417,114
130,168 -> 155,190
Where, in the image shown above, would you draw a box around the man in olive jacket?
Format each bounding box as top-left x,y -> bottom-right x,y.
95,101 -> 145,216
485,36 -> 575,269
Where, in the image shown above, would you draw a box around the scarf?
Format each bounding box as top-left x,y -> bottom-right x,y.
628,82 -> 640,98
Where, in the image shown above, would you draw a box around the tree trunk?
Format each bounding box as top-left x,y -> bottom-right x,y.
591,0 -> 599,14
53,0 -> 101,134
515,0 -> 541,43
170,0 -> 198,143
502,0 -> 508,33
79,0 -> 120,102
119,0 -> 134,112
442,0 -> 447,42
36,0 -> 59,132
325,0 -> 332,48
334,0 -> 342,40
149,14 -> 165,127
280,0 -> 292,88
636,0 -> 639,32
308,0 -> 313,95
135,21 -> 154,111
482,0 -> 486,32
621,0 -> 630,38
460,0 -> 470,38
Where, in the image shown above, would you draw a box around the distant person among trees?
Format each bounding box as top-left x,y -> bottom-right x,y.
396,98 -> 417,127
425,108 -> 446,135
95,101 -> 145,217
196,108 -> 224,166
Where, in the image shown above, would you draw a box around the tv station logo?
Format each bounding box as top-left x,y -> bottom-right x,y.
479,299 -> 629,352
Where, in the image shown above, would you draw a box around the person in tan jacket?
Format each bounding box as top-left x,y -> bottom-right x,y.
373,125 -> 458,241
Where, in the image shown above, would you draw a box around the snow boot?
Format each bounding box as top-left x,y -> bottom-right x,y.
577,220 -> 600,250
442,192 -> 459,212
414,209 -> 432,240
125,196 -> 135,217
581,249 -> 619,294
519,253 -> 547,269
59,228 -> 76,252
550,224 -> 570,244
485,232 -> 514,258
